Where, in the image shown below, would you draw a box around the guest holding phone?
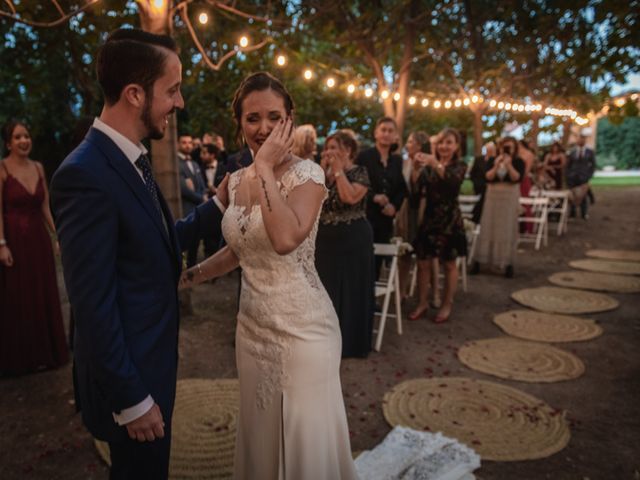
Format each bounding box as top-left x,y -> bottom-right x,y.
472,136 -> 525,278
409,128 -> 467,323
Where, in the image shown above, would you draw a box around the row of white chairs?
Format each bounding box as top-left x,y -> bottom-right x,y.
372,189 -> 572,351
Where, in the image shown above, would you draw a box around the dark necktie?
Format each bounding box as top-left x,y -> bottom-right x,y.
135,154 -> 164,219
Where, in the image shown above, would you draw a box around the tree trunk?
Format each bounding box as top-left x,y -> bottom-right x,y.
137,0 -> 182,218
472,107 -> 483,157
529,111 -> 540,151
561,117 -> 573,149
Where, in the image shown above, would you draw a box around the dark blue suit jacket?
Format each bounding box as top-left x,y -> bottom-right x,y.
50,128 -> 222,442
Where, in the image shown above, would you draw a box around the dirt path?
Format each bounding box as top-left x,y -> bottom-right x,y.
1,186 -> 638,479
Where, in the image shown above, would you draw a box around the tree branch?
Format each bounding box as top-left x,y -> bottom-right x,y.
179,2 -> 271,71
0,0 -> 99,28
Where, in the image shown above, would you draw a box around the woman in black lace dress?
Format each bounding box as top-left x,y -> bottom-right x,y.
315,130 -> 374,358
409,128 -> 467,323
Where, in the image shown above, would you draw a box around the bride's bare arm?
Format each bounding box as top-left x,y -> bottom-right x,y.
178,245 -> 239,290
253,117 -> 326,255
257,169 -> 325,255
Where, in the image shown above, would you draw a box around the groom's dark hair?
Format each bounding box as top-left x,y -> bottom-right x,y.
97,28 -> 177,106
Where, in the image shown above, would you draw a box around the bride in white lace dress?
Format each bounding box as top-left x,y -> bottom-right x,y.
179,73 -> 358,480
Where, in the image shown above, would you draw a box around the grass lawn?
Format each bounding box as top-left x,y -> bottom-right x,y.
591,176 -> 640,188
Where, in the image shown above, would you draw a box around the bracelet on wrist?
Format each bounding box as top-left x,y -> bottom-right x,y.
0,239 -> 7,247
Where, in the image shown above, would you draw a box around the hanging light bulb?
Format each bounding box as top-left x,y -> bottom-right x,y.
326,77 -> 336,88
505,103 -> 512,111
489,99 -> 497,108
276,55 -> 286,67
393,92 -> 401,101
497,101 -> 505,109
239,36 -> 249,48
434,100 -> 441,109
364,88 -> 373,98
471,95 -> 479,103
347,84 -> 356,94
454,99 -> 462,107
463,98 -> 471,106
198,12 -> 208,24
444,100 -> 452,109
380,89 -> 390,99
409,96 -> 417,105
421,98 -> 429,107
303,69 -> 313,80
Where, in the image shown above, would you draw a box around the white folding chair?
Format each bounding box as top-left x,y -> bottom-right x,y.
540,190 -> 570,236
373,242 -> 403,352
458,194 -> 481,221
517,197 -> 549,250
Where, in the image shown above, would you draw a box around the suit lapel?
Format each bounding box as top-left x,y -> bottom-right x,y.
86,128 -> 174,256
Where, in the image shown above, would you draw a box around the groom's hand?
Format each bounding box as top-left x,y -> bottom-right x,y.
125,403 -> 165,442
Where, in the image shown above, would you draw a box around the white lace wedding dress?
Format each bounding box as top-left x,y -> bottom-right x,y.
222,159 -> 358,480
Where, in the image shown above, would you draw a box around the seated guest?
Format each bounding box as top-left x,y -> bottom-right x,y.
316,130 -> 373,358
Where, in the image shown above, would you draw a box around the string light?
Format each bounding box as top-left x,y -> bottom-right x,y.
198,12 -> 208,25
347,84 -> 356,94
463,98 -> 470,106
444,100 -> 452,109
421,98 -> 429,107
434,100 -> 441,109
380,89 -> 390,100
454,99 -> 462,107
393,92 -> 401,101
239,36 -> 249,48
364,88 -> 373,98
497,101 -> 505,109
276,54 -> 286,67
489,99 -> 497,107
409,96 -> 417,105
326,77 -> 335,88
303,69 -> 313,80
505,102 -> 512,111
471,95 -> 479,103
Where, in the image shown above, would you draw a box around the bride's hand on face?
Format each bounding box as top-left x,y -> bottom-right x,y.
254,117 -> 295,173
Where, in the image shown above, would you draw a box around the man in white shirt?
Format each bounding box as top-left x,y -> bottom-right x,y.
50,28 -> 227,479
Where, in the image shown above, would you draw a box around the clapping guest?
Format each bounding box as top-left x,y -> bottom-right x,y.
472,136 -> 525,278
1,120 -> 68,374
292,124 -> 318,161
409,128 -> 467,323
316,130 -> 374,358
357,116 -> 407,276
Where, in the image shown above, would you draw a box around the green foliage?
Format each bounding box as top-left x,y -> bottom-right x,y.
596,116 -> 640,169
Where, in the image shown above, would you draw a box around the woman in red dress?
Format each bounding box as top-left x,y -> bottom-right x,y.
0,120 -> 68,375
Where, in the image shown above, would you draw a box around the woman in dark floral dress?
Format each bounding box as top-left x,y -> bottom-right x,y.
409,128 -> 467,323
316,129 -> 374,357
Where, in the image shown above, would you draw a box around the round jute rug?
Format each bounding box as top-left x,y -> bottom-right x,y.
382,377 -> 570,461
95,378 -> 239,479
586,249 -> 640,263
569,258 -> 640,276
457,337 -> 585,383
549,270 -> 640,293
511,286 -> 619,314
493,310 -> 602,343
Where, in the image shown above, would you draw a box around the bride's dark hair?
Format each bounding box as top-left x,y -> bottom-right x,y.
231,72 -> 295,145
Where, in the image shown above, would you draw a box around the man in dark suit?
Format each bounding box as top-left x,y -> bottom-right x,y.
566,134 -> 596,219
50,29 -> 227,479
225,146 -> 253,173
356,116 -> 407,276
178,133 -> 208,266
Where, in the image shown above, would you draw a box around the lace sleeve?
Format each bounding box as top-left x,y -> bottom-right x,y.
280,158 -> 327,198
349,165 -> 371,188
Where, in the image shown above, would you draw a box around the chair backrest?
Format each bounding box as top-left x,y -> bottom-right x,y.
458,194 -> 481,219
540,189 -> 571,199
374,242 -> 401,257
519,197 -> 549,207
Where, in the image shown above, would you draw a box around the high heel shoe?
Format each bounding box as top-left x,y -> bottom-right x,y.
408,305 -> 429,321
433,304 -> 452,324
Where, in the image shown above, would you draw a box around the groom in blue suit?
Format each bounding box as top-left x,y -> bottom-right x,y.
50,29 -> 226,479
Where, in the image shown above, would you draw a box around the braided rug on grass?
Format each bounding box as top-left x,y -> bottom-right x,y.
382,377 -> 570,461
511,286 -> 619,314
96,378 -> 239,479
494,310 -> 602,343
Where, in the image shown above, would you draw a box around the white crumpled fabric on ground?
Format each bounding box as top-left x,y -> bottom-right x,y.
355,426 -> 481,480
